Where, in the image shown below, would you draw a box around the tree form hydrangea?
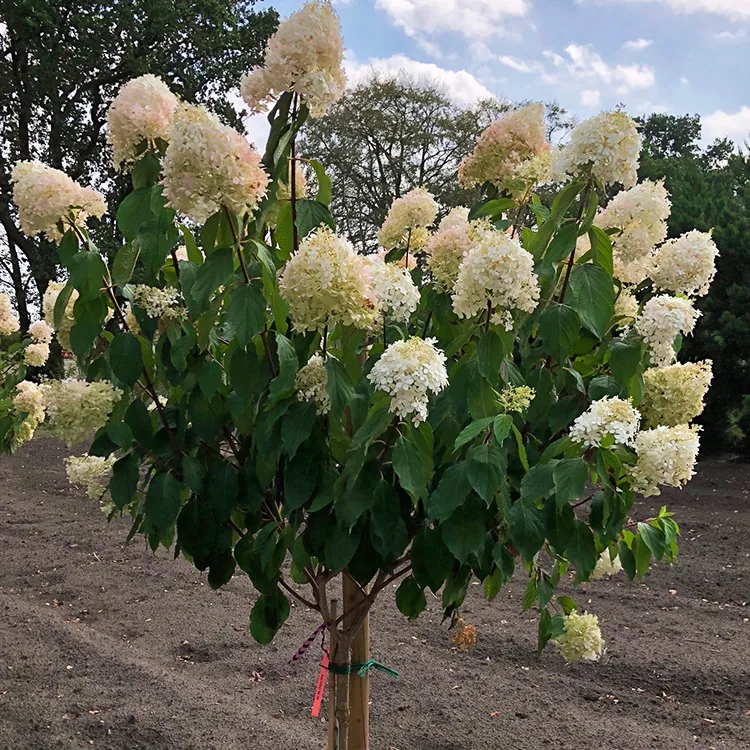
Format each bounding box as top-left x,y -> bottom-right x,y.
635,295 -> 700,367
553,611 -> 605,663
294,354 -> 330,415
0,294 -> 20,336
279,226 -> 378,332
569,396 -> 641,447
551,110 -> 642,189
377,187 -> 438,251
640,361 -> 712,428
650,230 -> 719,297
10,161 -> 107,243
65,455 -> 116,500
161,103 -> 269,222
631,424 -> 700,497
367,337 -> 448,425
106,74 -> 179,169
365,256 -> 420,324
240,0 -> 346,118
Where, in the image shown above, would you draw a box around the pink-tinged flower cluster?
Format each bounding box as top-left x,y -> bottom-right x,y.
161,103 -> 269,222
106,74 -> 179,169
378,187 -> 438,251
459,103 -> 550,190
11,161 -> 107,243
241,0 -> 346,118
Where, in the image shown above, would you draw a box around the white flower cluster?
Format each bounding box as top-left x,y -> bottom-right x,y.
0,293 -> 20,336
130,284 -> 183,319
279,226 -> 378,332
65,454 -> 116,501
613,289 -> 639,327
295,354 -> 330,415
569,396 -> 641,448
367,337 -> 449,425
635,295 -> 700,367
12,380 -> 46,445
553,611 -> 605,663
43,281 -> 78,352
240,0 -> 346,118
458,103 -> 550,190
632,424 -> 700,497
29,320 -> 53,344
452,226 -> 540,328
651,230 -> 719,297
551,110 -> 642,189
41,379 -> 122,447
106,74 -> 179,169
641,360 -> 712,428
24,343 -> 50,367
498,385 -> 535,413
591,551 -> 622,580
11,161 -> 107,243
597,180 -> 671,285
425,222 -> 472,292
378,188 -> 438,251
161,103 -> 269,222
365,256 -> 420,324
438,207 -> 470,231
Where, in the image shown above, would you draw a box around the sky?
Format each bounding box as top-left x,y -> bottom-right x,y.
246,0 -> 750,147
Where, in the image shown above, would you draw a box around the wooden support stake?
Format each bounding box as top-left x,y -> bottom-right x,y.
343,574 -> 370,750
328,600 -> 338,750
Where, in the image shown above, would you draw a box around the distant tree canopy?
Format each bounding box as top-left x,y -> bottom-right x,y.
0,0 -> 278,328
637,113 -> 750,454
298,74 -> 575,252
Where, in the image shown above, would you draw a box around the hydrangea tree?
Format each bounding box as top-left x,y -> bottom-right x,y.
5,2 -> 719,748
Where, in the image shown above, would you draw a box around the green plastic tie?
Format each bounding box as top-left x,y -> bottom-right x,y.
327,659 -> 399,679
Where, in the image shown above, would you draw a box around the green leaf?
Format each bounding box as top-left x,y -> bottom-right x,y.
269,333 -> 299,401
589,226 -> 613,276
117,187 -> 154,241
454,417 -> 493,450
609,338 -> 642,386
552,458 -> 588,505
567,264 -> 615,340
442,496 -> 486,564
325,357 -> 355,415
112,243 -> 141,287
281,401 -> 317,459
493,414 -> 513,445
107,421 -> 133,449
638,522 -> 666,561
181,455 -> 205,495
395,576 -> 426,620
284,441 -> 319,511
307,159 -> 332,205
392,434 -> 431,501
543,497 -> 575,553
411,526 -> 452,593
539,303 -> 581,364
144,472 -> 182,538
544,222 -> 580,264
192,246 -> 234,309
427,463 -> 471,521
466,443 -> 505,504
520,462 -> 555,502
226,284 -> 266,347
109,454 -> 139,509
124,399 -> 152,447
619,538 -> 636,581
589,375 -> 623,400
206,463 -> 238,521
198,360 -> 223,399
324,524 -> 360,572
53,281 -> 76,330
295,199 -> 335,239
551,181 -> 585,222
370,482 -> 408,560
511,423 -> 530,471
468,197 -> 515,221
566,521 -> 597,582
68,251 -> 108,301
508,500 -> 545,561
109,333 -> 143,387
476,330 -> 505,387
250,588 -> 290,645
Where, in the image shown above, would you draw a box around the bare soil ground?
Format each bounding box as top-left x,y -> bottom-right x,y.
1,438 -> 748,750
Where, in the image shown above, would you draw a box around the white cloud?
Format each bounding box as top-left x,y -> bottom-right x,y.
713,29 -> 747,42
703,106 -> 750,144
374,0 -> 530,39
497,54 -> 540,73
622,38 -> 653,50
578,0 -> 750,20
581,89 -> 602,107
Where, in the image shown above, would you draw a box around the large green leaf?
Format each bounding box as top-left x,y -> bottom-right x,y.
206,463 -> 239,521
191,246 -> 234,309
225,284 -> 266,347
396,576 -> 426,620
567,264 -> 615,340
465,443 -> 505,504
508,499 -> 545,561
552,458 -> 588,505
144,472 -> 182,538
250,588 -> 290,645
427,463 -> 471,521
109,333 -> 143,387
112,243 -> 141,287
411,526 -> 452,592
109,454 -> 139,509
442,497 -> 486,564
539,303 -> 581,364
117,187 -> 154,241
392,434 -> 432,501
295,199 -> 335,239
566,521 -> 597,582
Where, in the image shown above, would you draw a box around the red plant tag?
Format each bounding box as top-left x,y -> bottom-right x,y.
311,649 -> 329,717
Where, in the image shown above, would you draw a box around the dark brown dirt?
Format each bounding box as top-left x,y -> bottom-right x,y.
1,438 -> 748,750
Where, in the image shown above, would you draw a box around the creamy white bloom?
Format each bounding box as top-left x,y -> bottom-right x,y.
459,103 -> 550,190
641,360 -> 712,428
650,230 -> 719,297
452,226 -> 540,328
279,226 -> 377,332
613,288 -> 639,327
41,379 -> 122,447
569,396 -> 641,447
425,223 -> 472,293
591,551 -> 622,580
554,611 -> 605,663
0,293 -> 20,336
13,380 -> 45,423
365,256 -> 420,324
295,354 -> 330,415
130,284 -> 183,319
29,320 -> 53,344
438,207 -> 470,231
65,455 -> 116,501
43,281 -> 78,351
106,74 -> 179,169
635,295 -> 700,367
24,342 -> 50,367
632,424 -> 700,497
378,188 -> 439,251
551,111 -> 642,189
367,337 -> 448,425
11,161 -> 107,243
161,103 -> 269,222
240,0 -> 346,118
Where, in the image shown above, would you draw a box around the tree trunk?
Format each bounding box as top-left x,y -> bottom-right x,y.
7,237 -> 30,332
343,575 -> 369,750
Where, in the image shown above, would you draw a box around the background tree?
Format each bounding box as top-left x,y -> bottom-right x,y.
0,0 -> 278,328
298,74 -> 574,252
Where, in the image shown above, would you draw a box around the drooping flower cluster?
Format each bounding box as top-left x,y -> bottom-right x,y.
240,0 -> 346,118
458,103 -> 550,190
498,385 -> 535,413
106,74 -> 179,169
651,230 -> 719,297
130,285 -> 183,320
569,396 -> 641,448
65,454 -> 116,501
276,161 -> 308,201
551,110 -> 642,189
640,361 -> 712,428
12,380 -> 46,445
377,188 -> 438,251
279,226 -> 378,332
161,103 -> 269,222
24,343 -> 50,367
635,295 -> 700,366
294,354 -> 330,415
365,256 -> 420,324
425,222 -> 472,292
367,337 -> 449,425
632,424 -> 700,497
452,226 -> 540,328
597,180 -> 671,285
11,161 -> 107,243
40,379 -> 122,447
0,293 -> 20,336
553,611 -> 605,663
42,281 -> 78,352
591,551 -> 622,580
